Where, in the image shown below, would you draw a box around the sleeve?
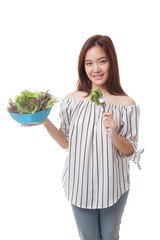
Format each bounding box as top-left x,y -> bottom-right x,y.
59,98 -> 70,141
119,105 -> 144,169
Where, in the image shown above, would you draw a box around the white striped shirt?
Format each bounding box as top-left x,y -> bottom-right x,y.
59,97 -> 143,209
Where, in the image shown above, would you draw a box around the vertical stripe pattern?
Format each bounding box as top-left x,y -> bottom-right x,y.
59,97 -> 140,209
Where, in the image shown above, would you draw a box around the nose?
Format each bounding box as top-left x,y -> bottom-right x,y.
93,63 -> 101,73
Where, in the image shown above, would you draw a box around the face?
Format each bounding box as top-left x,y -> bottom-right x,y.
84,45 -> 110,90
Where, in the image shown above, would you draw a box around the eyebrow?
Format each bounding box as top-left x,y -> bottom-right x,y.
85,57 -> 108,62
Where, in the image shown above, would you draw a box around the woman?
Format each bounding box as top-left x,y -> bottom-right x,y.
24,35 -> 144,240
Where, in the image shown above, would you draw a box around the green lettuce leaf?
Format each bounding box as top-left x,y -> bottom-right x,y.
90,89 -> 103,105
7,90 -> 58,114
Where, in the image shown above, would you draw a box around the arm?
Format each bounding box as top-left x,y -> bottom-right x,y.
43,118 -> 69,149
103,112 -> 134,156
22,118 -> 69,149
22,98 -> 70,149
111,133 -> 134,156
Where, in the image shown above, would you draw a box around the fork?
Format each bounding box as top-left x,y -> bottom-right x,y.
98,95 -> 111,132
98,95 -> 106,114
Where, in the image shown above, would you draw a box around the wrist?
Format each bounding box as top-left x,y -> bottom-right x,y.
111,131 -> 119,142
43,118 -> 50,126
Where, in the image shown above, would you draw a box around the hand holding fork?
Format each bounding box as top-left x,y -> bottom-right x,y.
98,95 -> 111,132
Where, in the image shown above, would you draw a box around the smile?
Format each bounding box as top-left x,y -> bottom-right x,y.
93,74 -> 104,80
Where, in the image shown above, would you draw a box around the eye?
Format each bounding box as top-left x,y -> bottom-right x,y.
99,59 -> 107,64
85,62 -> 92,66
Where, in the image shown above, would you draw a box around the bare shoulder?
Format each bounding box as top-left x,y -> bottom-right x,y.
117,95 -> 136,106
66,92 -> 76,98
66,91 -> 89,99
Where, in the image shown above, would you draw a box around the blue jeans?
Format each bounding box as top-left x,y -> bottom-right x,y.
71,191 -> 129,240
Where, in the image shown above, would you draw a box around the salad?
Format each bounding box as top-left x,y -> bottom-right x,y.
90,89 -> 104,105
7,90 -> 58,114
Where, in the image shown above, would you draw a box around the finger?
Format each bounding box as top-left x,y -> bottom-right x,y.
103,113 -> 113,120
104,122 -> 111,128
103,118 -> 112,123
21,124 -> 34,127
103,112 -> 112,117
103,121 -> 111,127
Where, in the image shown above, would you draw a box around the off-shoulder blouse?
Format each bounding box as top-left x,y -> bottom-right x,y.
59,97 -> 144,209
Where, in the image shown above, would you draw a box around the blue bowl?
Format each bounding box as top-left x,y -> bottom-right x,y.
9,108 -> 51,125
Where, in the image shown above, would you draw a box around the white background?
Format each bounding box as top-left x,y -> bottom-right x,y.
0,0 -> 159,239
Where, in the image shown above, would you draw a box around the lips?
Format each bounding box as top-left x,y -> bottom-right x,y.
93,74 -> 104,80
